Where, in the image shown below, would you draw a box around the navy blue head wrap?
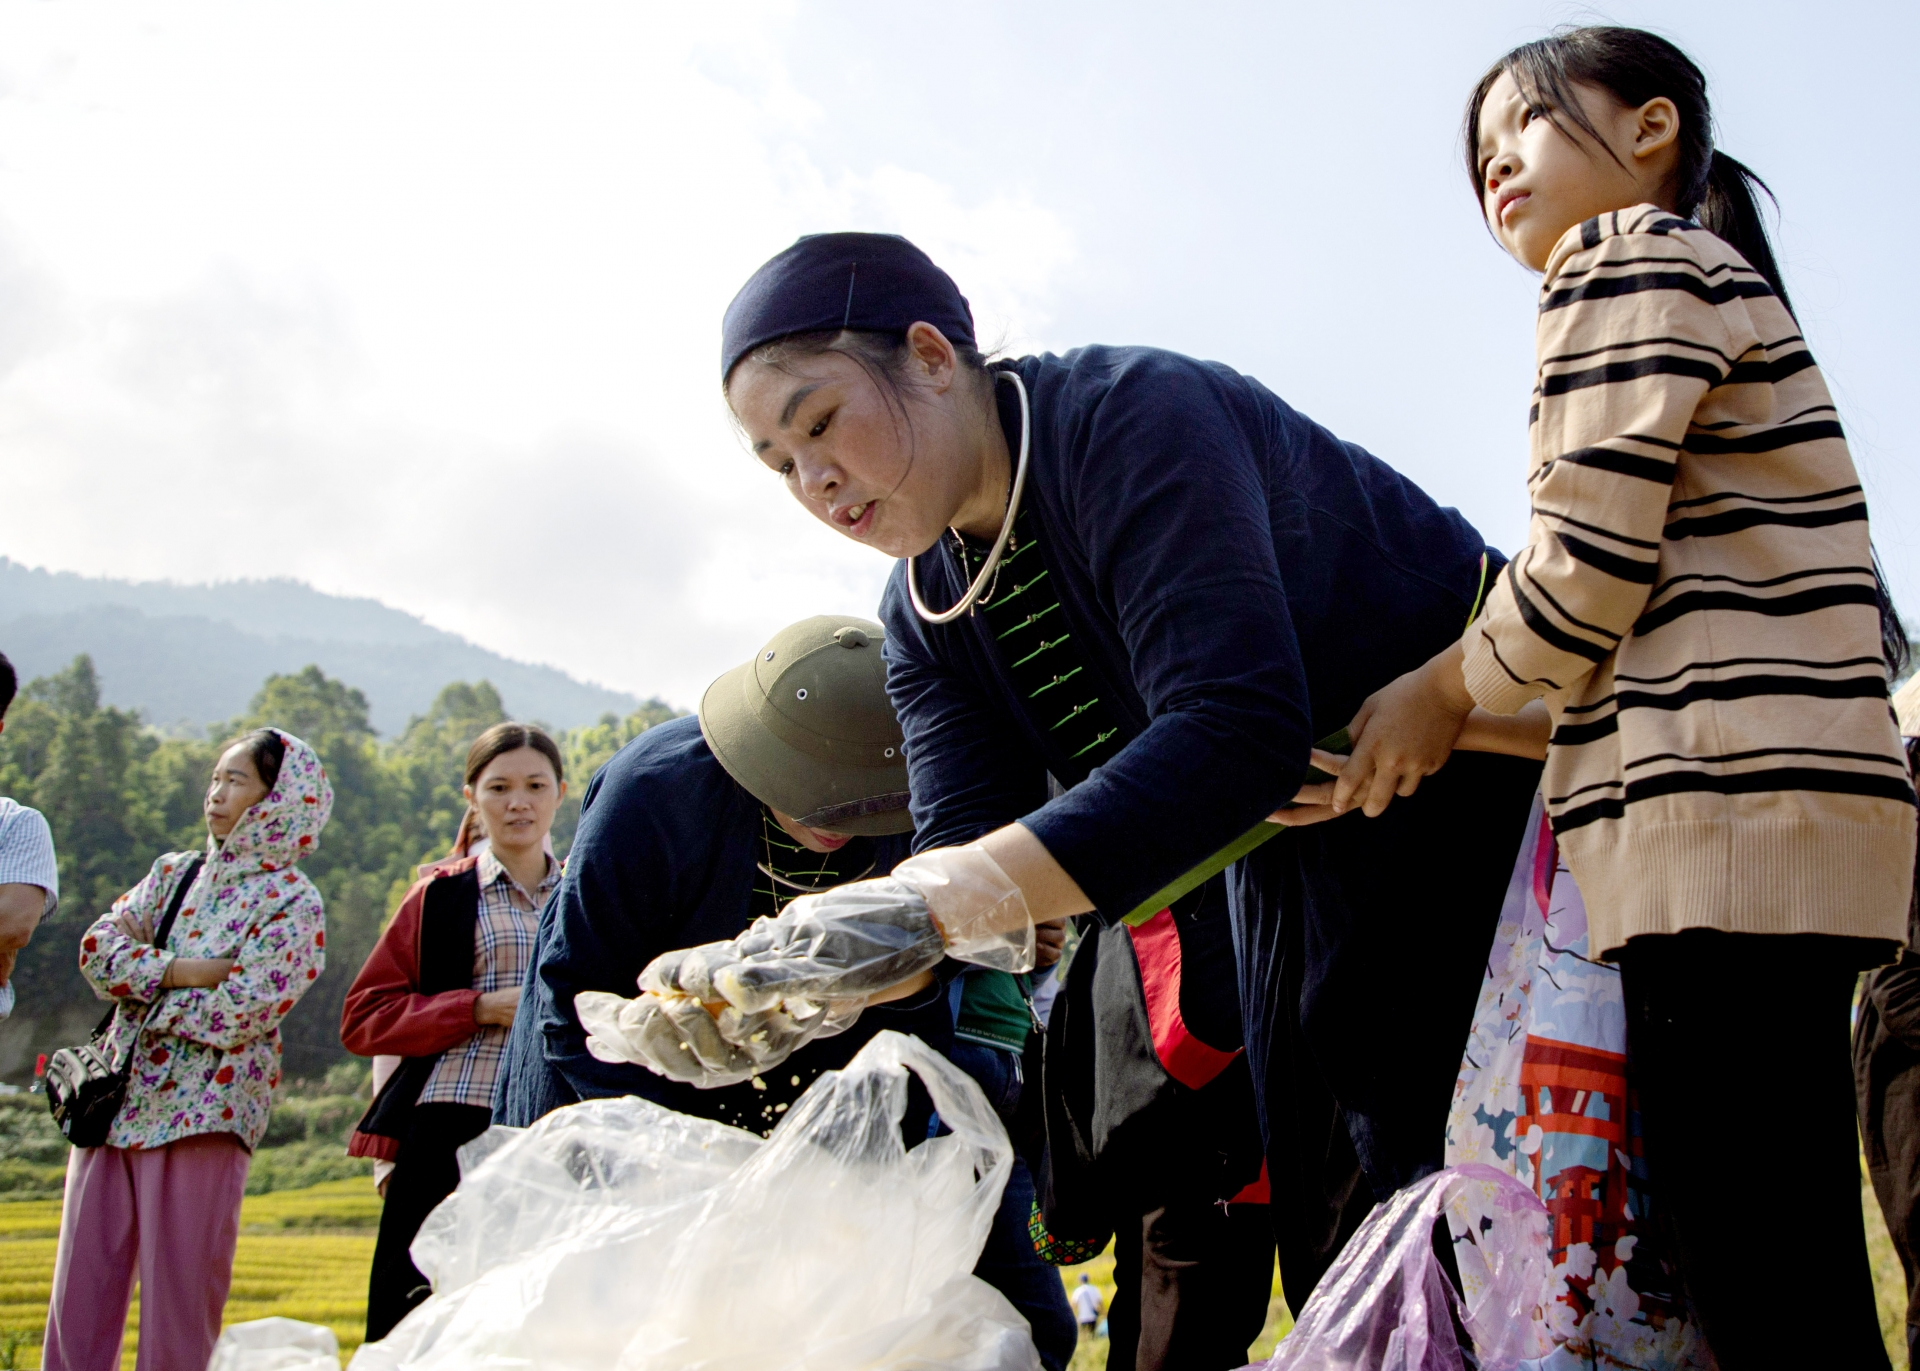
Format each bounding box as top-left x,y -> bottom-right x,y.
721,232 -> 975,382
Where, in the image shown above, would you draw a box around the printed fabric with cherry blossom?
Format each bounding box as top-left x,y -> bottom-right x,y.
1445,795 -> 1705,1369
77,729 -> 333,1151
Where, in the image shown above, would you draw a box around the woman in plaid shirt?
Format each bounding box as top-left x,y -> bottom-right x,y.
341,723 -> 566,1343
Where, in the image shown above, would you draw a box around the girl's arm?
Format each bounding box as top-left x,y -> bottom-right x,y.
1462,229 -> 1731,712
145,888 -> 326,1052
1333,227 -> 1732,813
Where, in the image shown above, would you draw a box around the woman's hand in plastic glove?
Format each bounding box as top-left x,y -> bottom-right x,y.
575,988 -> 840,1089
640,878 -> 948,1016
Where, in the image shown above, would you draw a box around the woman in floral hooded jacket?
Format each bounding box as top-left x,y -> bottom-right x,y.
44,727 -> 331,1371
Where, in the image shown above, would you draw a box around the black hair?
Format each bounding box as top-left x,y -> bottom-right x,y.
464,721 -> 564,788
1463,26 -> 1793,317
1875,546 -> 1912,682
734,328 -> 997,426
216,728 -> 288,793
0,652 -> 14,722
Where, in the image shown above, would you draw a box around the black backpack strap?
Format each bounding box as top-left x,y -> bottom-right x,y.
153,853 -> 205,951
89,854 -> 204,1046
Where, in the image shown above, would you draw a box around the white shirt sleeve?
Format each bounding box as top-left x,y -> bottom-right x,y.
0,799 -> 59,917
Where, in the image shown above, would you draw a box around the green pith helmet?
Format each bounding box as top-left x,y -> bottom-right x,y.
698,615 -> 912,836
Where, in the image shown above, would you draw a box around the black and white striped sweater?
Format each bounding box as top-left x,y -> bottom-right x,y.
1461,204 -> 1915,956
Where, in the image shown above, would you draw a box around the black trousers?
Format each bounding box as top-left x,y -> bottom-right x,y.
1619,930 -> 1890,1370
1231,750 -> 1542,1310
364,1102 -> 493,1344
1104,1201 -> 1276,1371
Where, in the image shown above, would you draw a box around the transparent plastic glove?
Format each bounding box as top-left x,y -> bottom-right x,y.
892,845 -> 1035,974
643,878 -> 948,1016
576,988 -> 840,1089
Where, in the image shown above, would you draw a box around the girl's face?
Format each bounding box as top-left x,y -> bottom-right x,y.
464,747 -> 564,857
1475,71 -> 1679,271
205,744 -> 269,839
727,325 -> 986,559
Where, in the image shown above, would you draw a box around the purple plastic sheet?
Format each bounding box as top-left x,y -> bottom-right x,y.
1243,1165 -> 1552,1371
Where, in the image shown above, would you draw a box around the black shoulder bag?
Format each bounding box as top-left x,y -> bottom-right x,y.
46,854 -> 204,1147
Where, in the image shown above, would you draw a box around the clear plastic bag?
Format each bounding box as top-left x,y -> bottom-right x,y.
1244,1164 -> 1552,1371
208,1317 -> 341,1371
351,1030 -> 1041,1371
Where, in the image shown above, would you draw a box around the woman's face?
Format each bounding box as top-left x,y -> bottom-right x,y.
727,325 -> 982,559
205,744 -> 270,839
464,747 -> 564,857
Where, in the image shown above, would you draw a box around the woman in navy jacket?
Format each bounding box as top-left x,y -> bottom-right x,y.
647,234 -> 1541,1307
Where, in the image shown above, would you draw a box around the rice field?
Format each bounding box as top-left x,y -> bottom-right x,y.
0,1178 -> 379,1369
0,1170 -> 1903,1368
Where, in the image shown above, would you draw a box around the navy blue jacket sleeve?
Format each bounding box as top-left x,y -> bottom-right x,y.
521,720 -> 755,1110
1024,353 -> 1311,917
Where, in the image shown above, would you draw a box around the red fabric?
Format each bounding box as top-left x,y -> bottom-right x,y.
1125,908 -> 1242,1091
1227,1158 -> 1271,1206
346,1128 -> 400,1161
339,858 -> 483,1059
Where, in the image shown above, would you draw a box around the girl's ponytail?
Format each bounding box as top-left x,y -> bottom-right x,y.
1698,150 -> 1793,319
1874,547 -> 1913,683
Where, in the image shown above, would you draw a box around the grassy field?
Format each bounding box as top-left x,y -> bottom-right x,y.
1059,1244 -> 1292,1371
0,1178 -> 379,1369
0,1171 -> 1903,1368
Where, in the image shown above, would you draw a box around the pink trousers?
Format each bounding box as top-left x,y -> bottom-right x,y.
42,1131 -> 251,1371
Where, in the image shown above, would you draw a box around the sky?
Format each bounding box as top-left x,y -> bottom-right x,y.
0,1 -> 1912,710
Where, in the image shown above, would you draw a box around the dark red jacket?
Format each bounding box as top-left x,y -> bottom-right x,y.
341,857 -> 485,1159
342,858 -> 484,1059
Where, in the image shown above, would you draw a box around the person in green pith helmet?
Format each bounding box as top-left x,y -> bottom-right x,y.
493,614 -> 1078,1371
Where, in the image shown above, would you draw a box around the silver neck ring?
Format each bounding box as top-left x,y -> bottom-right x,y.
905,369 -> 1031,625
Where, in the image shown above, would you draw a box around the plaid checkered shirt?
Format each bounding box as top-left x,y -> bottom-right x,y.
418,848 -> 557,1108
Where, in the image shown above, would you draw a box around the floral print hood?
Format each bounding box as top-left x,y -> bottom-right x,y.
209,729 -> 333,876
77,728 -> 333,1151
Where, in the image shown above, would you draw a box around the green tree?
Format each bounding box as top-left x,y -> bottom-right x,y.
0,660 -> 683,1085
0,657 -> 169,1066
385,681 -> 509,878
551,699 -> 680,852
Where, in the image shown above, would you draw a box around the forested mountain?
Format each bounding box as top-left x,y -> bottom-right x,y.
0,558 -> 643,734
0,655 -> 679,1083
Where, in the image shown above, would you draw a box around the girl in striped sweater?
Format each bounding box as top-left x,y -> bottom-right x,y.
1324,27 -> 1916,1366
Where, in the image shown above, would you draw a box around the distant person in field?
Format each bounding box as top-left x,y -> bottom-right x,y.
44,728 -> 331,1371
0,650 -> 58,1017
1071,1273 -> 1103,1341
341,723 -> 568,1343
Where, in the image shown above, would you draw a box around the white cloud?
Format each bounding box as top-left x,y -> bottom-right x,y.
1,0 -> 1914,718
0,3 -> 1077,707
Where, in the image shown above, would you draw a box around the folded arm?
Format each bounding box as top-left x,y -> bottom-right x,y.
147,892 -> 327,1051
